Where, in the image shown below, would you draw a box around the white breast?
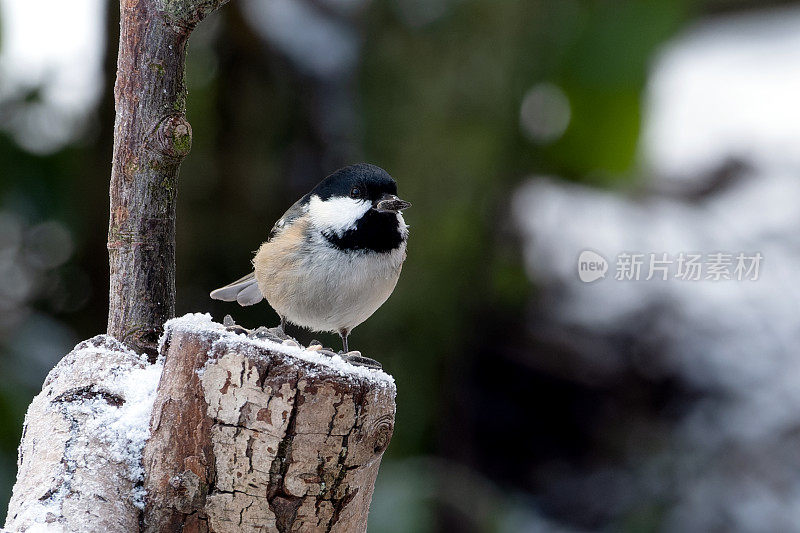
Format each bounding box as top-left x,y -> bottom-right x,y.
255,225 -> 407,335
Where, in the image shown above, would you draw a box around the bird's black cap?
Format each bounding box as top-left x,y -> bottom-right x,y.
311,163 -> 397,203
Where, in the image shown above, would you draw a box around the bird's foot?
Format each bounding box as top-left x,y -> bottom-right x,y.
339,350 -> 382,370
251,325 -> 292,342
307,341 -> 338,357
306,343 -> 380,368
223,315 -> 250,335
223,315 -> 298,345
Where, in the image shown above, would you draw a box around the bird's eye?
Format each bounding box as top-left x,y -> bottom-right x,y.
350,187 -> 361,198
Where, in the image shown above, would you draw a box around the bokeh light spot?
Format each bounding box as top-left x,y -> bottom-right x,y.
519,82 -> 571,144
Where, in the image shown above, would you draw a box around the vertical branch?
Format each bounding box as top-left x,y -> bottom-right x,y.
107,0 -> 228,356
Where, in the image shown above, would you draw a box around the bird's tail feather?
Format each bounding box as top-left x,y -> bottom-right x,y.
210,272 -> 264,306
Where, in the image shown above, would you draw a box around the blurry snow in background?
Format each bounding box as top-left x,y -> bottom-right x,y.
515,6 -> 800,531
0,0 -> 105,153
242,0 -> 361,79
642,6 -> 800,180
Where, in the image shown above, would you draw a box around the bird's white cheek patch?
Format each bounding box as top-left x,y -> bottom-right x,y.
396,212 -> 409,237
308,195 -> 371,235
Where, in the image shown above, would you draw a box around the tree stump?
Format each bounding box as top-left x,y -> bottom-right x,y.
4,315 -> 396,532
4,336 -> 163,532
143,314 -> 397,532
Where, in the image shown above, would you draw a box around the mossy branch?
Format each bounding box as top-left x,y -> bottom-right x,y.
107,0 -> 227,356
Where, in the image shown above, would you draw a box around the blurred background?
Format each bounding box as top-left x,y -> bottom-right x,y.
2,0 -> 800,531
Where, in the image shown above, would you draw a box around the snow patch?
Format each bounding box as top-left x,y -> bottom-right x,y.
642,5 -> 800,180
163,313 -> 396,388
7,335 -> 163,530
60,337 -> 162,510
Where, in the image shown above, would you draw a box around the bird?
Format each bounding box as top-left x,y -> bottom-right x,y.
210,163 -> 411,360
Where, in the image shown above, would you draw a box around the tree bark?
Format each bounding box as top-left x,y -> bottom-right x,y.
143,317 -> 396,532
107,0 -> 228,357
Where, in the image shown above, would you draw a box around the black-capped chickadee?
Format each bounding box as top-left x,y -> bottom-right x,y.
211,163 -> 411,360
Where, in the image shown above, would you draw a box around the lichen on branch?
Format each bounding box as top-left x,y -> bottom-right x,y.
155,0 -> 231,30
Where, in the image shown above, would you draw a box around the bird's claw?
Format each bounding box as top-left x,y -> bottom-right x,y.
223,315 -> 296,344
223,314 -> 250,335
225,319 -> 250,335
251,325 -> 290,343
308,343 -> 338,357
340,350 -> 382,370
308,344 -> 380,368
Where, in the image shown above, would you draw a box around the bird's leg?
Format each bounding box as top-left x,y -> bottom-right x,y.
337,329 -> 382,369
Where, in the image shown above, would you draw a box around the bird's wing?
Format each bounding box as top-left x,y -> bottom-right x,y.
211,194 -> 313,306
268,194 -> 310,241
210,272 -> 264,306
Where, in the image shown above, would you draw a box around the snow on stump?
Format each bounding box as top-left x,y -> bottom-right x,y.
143,314 -> 397,533
4,336 -> 163,532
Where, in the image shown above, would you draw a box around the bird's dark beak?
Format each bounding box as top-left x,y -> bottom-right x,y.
375,194 -> 412,212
